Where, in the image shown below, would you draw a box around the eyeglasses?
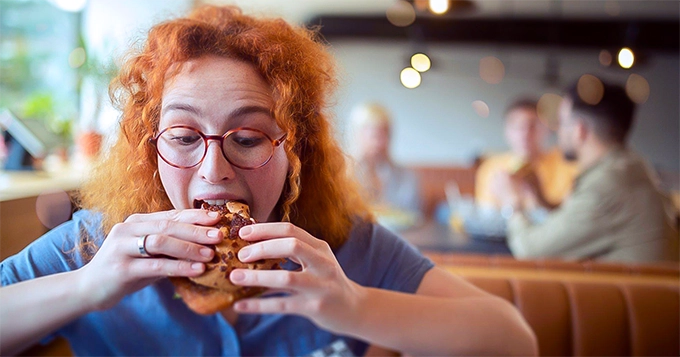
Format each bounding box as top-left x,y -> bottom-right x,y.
149,125 -> 287,170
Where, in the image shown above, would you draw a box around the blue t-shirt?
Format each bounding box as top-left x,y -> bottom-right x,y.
1,210 -> 434,356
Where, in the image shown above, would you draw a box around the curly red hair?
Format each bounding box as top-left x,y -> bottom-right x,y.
78,5 -> 372,251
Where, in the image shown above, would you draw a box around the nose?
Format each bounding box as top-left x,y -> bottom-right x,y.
197,141 -> 236,183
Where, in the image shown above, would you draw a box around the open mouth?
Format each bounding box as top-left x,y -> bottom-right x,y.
193,199 -> 247,209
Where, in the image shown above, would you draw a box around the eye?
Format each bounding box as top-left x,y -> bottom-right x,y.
161,128 -> 202,146
171,134 -> 201,145
230,131 -> 266,148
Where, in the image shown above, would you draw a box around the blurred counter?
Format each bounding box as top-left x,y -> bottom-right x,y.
0,168 -> 85,201
0,167 -> 85,260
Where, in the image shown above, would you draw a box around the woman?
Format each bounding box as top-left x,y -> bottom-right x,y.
350,102 -> 422,216
1,5 -> 536,356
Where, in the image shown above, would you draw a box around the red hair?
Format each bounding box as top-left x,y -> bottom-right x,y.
78,5 -> 372,252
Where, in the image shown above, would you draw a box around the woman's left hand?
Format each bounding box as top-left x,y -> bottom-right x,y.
229,222 -> 363,333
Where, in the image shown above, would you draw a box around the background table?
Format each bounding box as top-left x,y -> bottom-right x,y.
398,220 -> 512,255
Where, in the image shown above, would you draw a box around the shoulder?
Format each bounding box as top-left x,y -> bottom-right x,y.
539,148 -> 568,167
477,153 -> 513,174
1,210 -> 103,285
540,147 -> 563,161
538,148 -> 578,176
336,220 -> 434,292
341,220 -> 412,252
580,150 -> 649,194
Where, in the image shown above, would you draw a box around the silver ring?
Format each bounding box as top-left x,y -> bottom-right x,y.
138,235 -> 151,258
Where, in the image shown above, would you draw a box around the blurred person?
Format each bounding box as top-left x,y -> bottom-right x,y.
0,130 -> 8,167
504,80 -> 679,262
350,102 -> 422,218
476,99 -> 577,210
0,5 -> 537,357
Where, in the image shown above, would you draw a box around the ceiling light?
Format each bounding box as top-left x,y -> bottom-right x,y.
411,53 -> 431,72
429,0 -> 449,14
400,67 -> 421,89
618,48 -> 634,69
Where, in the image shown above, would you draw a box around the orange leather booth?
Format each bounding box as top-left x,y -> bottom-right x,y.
434,254 -> 680,357
427,252 -> 680,278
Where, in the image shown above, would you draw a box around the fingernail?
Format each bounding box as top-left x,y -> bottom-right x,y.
238,248 -> 250,261
191,262 -> 204,271
239,226 -> 253,237
208,211 -> 219,218
200,247 -> 213,258
231,270 -> 246,282
207,229 -> 220,238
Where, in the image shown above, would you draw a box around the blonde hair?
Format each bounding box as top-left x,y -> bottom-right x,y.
77,5 -> 372,255
350,102 -> 392,129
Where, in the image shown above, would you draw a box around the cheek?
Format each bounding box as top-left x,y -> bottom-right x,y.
158,162 -> 192,209
248,155 -> 289,222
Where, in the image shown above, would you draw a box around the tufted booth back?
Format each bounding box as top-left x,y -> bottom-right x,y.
427,252 -> 680,277
446,264 -> 680,356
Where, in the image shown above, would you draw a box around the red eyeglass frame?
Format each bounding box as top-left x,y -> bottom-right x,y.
148,125 -> 287,170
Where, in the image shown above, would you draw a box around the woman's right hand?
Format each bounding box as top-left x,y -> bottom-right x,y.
76,209 -> 223,311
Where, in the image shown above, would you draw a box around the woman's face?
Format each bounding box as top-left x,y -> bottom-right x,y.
158,55 -> 289,222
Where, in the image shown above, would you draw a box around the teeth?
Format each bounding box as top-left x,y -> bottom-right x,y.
203,199 -> 227,206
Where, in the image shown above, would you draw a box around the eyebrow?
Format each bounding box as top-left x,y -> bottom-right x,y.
161,104 -> 272,120
227,105 -> 273,120
161,103 -> 202,117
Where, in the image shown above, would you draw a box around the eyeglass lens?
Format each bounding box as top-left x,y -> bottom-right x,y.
156,127 -> 275,169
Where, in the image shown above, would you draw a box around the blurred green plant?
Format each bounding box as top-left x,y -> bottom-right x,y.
0,1 -> 82,151
21,92 -> 73,147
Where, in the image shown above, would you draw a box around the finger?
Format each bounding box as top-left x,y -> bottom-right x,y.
229,269 -> 313,291
237,238 -> 326,269
141,234 -> 214,262
113,219 -> 222,245
125,209 -> 222,226
238,222 -> 326,249
233,295 -> 305,315
128,258 -> 205,279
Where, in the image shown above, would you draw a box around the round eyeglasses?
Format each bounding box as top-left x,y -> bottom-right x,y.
149,125 -> 287,170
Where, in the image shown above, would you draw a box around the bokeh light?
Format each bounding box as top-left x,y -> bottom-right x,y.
429,0 -> 449,14
400,67 -> 421,89
618,48 -> 634,69
537,93 -> 562,130
479,56 -> 505,84
68,47 -> 86,68
604,1 -> 620,16
599,50 -> 612,66
472,100 -> 490,118
36,190 -> 73,229
386,0 -> 416,27
626,73 -> 650,104
411,53 -> 431,72
577,74 -> 605,105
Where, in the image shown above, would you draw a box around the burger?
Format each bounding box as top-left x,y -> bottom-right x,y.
170,201 -> 282,314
